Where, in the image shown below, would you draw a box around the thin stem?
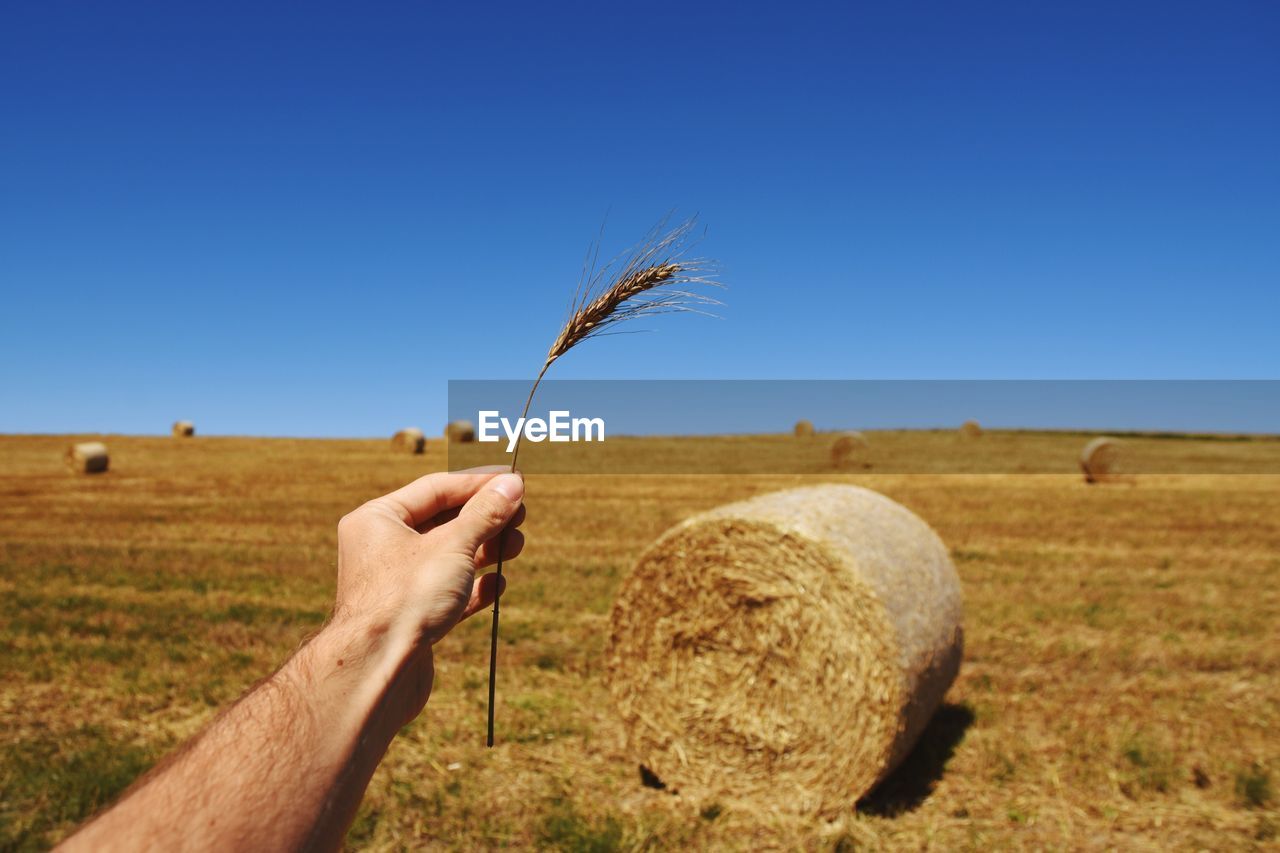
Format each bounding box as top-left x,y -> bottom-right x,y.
487,360 -> 551,747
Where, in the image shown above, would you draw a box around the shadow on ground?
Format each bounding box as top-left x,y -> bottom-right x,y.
857,702 -> 975,816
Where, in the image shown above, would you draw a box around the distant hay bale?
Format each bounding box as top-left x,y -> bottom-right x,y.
444,420 -> 476,443
830,431 -> 869,467
606,484 -> 964,814
794,419 -> 815,438
391,427 -> 426,454
66,442 -> 109,474
959,420 -> 983,438
1080,437 -> 1120,484
171,420 -> 195,438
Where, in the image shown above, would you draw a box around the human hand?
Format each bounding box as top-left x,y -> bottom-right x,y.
57,467 -> 528,853
331,466 -> 526,724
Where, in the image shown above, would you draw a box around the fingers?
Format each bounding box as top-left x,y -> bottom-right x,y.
375,466 -> 510,529
416,501 -> 525,536
415,505 -> 461,533
476,528 -> 525,568
459,572 -> 506,622
444,473 -> 525,555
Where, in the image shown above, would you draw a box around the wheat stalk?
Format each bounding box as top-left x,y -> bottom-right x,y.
486,215 -> 720,746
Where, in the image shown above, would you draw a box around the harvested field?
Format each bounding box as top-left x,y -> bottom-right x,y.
1,433 -> 1277,849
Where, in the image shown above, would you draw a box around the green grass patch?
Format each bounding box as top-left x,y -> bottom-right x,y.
538,797 -> 624,852
0,726 -> 158,851
1120,734 -> 1177,796
1236,763 -> 1272,809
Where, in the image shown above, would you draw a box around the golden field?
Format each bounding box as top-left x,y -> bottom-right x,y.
0,432 -> 1277,850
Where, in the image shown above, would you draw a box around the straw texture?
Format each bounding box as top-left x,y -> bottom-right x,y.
606,484 -> 963,814
443,421 -> 475,444
794,419 -> 815,438
1080,436 -> 1120,483
171,420 -> 195,438
830,431 -> 869,466
392,427 -> 426,454
959,420 -> 983,438
66,442 -> 109,474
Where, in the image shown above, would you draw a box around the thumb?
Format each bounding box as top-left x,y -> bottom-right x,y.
446,473 -> 524,555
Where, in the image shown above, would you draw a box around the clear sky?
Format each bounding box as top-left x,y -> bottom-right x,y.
2,2 -> 1277,437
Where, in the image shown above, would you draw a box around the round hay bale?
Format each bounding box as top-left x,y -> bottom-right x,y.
606,484 -> 964,814
1080,436 -> 1120,484
830,431 -> 869,467
444,420 -> 475,443
171,420 -> 195,438
391,427 -> 426,454
959,419 -> 982,438
793,419 -> 815,438
66,442 -> 109,474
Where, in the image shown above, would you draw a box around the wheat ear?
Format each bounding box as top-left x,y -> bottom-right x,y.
486,215 -> 719,746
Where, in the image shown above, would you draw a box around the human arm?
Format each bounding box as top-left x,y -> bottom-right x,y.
59,467 -> 526,852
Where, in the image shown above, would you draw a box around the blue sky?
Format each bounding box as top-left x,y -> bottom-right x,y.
2,2 -> 1277,436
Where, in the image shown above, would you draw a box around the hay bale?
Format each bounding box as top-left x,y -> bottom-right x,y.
171,420 -> 195,438
793,419 -> 815,438
66,442 -> 109,474
444,420 -> 475,443
959,419 -> 982,438
391,427 -> 426,454
1080,436 -> 1120,484
830,431 -> 869,467
606,484 -> 963,814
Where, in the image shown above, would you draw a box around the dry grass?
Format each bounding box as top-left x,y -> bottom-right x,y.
1,433 -> 1278,850
449,428 -> 1280,476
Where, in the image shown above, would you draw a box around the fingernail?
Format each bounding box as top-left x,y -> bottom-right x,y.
491,473 -> 524,502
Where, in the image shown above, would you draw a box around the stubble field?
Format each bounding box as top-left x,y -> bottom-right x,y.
0,433 -> 1277,850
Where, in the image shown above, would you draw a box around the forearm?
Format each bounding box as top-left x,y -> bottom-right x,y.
62,618 -> 419,852
58,468 -> 523,850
